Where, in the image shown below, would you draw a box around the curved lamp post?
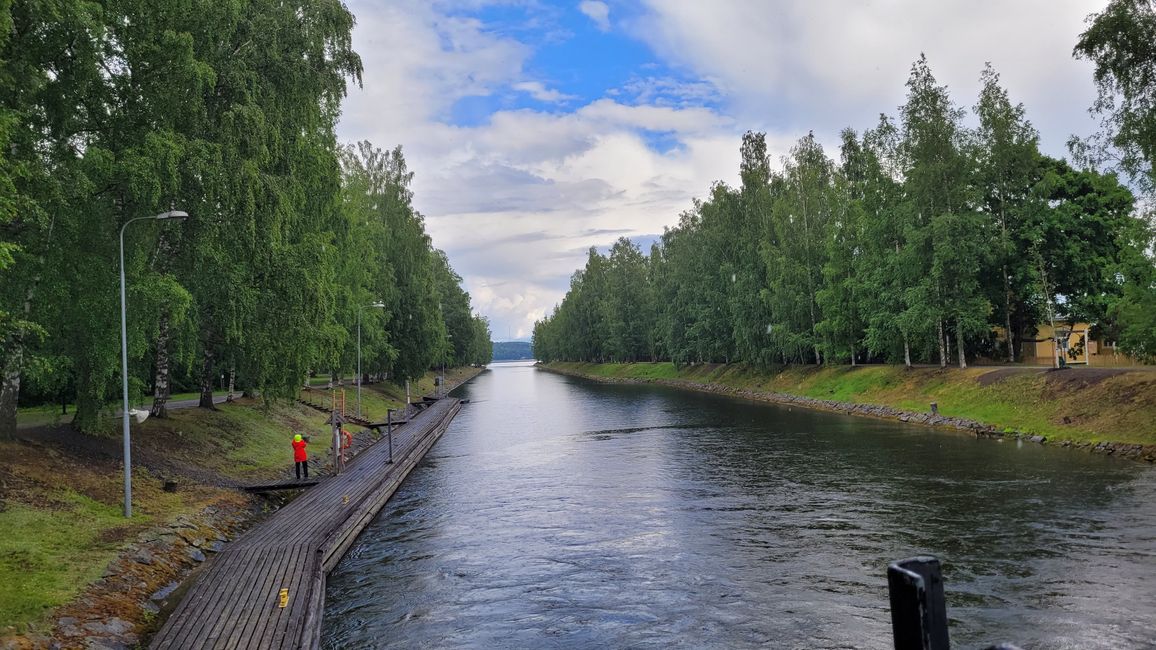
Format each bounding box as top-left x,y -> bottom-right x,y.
357,301 -> 386,418
120,210 -> 188,517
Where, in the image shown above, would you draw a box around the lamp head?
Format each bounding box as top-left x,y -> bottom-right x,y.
156,210 -> 189,221
370,301 -> 386,308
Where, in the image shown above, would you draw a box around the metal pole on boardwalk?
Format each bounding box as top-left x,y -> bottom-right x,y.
386,409 -> 394,464
330,410 -> 343,475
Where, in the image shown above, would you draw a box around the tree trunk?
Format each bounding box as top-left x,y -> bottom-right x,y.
72,379 -> 103,433
198,348 -> 217,409
903,333 -> 912,368
226,366 -> 236,402
997,197 -> 1015,363
150,313 -> 172,418
937,320 -> 947,368
1038,259 -> 1059,369
956,320 -> 967,369
1002,265 -> 1015,362
0,342 -> 22,438
147,226 -> 179,418
850,342 -> 857,367
1,277 -> 39,438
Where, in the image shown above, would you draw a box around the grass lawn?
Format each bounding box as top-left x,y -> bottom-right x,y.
0,443 -> 236,634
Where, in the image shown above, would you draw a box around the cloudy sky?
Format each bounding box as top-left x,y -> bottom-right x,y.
336,0 -> 1107,342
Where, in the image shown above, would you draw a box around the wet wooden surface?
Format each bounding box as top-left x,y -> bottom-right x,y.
150,398 -> 461,650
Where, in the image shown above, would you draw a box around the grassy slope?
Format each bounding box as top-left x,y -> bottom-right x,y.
0,443 -> 240,634
1,368 -> 478,635
547,362 -> 1156,446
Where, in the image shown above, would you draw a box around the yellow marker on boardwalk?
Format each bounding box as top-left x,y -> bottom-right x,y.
343,494 -> 350,505
278,588 -> 289,608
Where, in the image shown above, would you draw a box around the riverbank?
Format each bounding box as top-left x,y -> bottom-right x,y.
0,367 -> 483,649
540,362 -> 1156,463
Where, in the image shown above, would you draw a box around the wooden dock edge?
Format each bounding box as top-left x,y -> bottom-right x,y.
301,399 -> 462,650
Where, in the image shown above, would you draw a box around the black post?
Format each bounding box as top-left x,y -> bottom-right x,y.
386,409 -> 394,464
888,556 -> 950,650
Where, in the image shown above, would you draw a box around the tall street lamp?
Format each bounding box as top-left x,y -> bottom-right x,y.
357,301 -> 386,418
120,210 -> 188,518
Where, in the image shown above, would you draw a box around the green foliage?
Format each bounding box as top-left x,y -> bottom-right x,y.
336,142 -> 490,383
535,55 -> 1150,371
1075,0 -> 1156,192
1110,221 -> 1156,361
0,1 -> 485,436
492,341 -> 532,360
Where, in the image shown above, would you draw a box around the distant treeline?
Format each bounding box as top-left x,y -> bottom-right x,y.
0,1 -> 491,435
492,341 -> 534,361
535,6 -> 1156,368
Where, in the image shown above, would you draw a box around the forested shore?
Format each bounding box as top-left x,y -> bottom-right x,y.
533,5 -> 1156,370
540,361 -> 1156,460
0,2 -> 491,437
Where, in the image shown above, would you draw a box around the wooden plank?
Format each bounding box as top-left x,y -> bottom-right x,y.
294,550 -> 328,650
243,479 -> 321,493
268,550 -> 321,650
153,548 -> 256,648
203,545 -> 284,648
271,549 -> 316,650
215,544 -> 294,649
320,405 -> 456,572
150,399 -> 461,650
232,543 -> 306,650
161,546 -> 261,649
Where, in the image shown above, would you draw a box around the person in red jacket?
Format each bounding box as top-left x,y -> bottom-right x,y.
292,434 -> 310,479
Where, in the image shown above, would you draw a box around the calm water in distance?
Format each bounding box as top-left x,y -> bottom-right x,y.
322,361 -> 1156,649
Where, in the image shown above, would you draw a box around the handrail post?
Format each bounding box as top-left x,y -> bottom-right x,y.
888,556 -> 950,650
329,410 -> 343,475
386,409 -> 394,464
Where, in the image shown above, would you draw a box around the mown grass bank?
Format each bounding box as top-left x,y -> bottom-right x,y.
0,366 -> 481,645
542,361 -> 1156,455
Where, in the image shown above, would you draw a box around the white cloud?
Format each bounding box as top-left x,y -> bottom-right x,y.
512,81 -> 577,103
340,1 -> 529,134
613,76 -> 722,108
339,2 -> 743,340
578,0 -> 611,32
338,0 -> 1114,342
630,0 -> 1109,153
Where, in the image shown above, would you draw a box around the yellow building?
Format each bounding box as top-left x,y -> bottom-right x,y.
1016,322 -> 1144,367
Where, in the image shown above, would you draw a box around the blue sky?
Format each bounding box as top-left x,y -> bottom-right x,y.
337,0 -> 1107,341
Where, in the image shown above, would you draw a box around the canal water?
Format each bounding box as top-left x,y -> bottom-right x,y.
322,362 -> 1156,649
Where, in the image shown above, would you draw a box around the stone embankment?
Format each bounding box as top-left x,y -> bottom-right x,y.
29,500 -> 256,650
541,365 -> 1156,464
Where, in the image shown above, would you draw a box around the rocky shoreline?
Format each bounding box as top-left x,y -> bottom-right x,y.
541,364 -> 1156,464
8,494 -> 258,650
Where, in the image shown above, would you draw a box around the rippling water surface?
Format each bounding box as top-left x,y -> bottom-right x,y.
322,362 -> 1156,649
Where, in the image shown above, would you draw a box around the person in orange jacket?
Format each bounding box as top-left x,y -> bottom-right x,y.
292,434 -> 310,479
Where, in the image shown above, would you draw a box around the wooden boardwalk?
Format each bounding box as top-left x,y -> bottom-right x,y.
150,398 -> 461,650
